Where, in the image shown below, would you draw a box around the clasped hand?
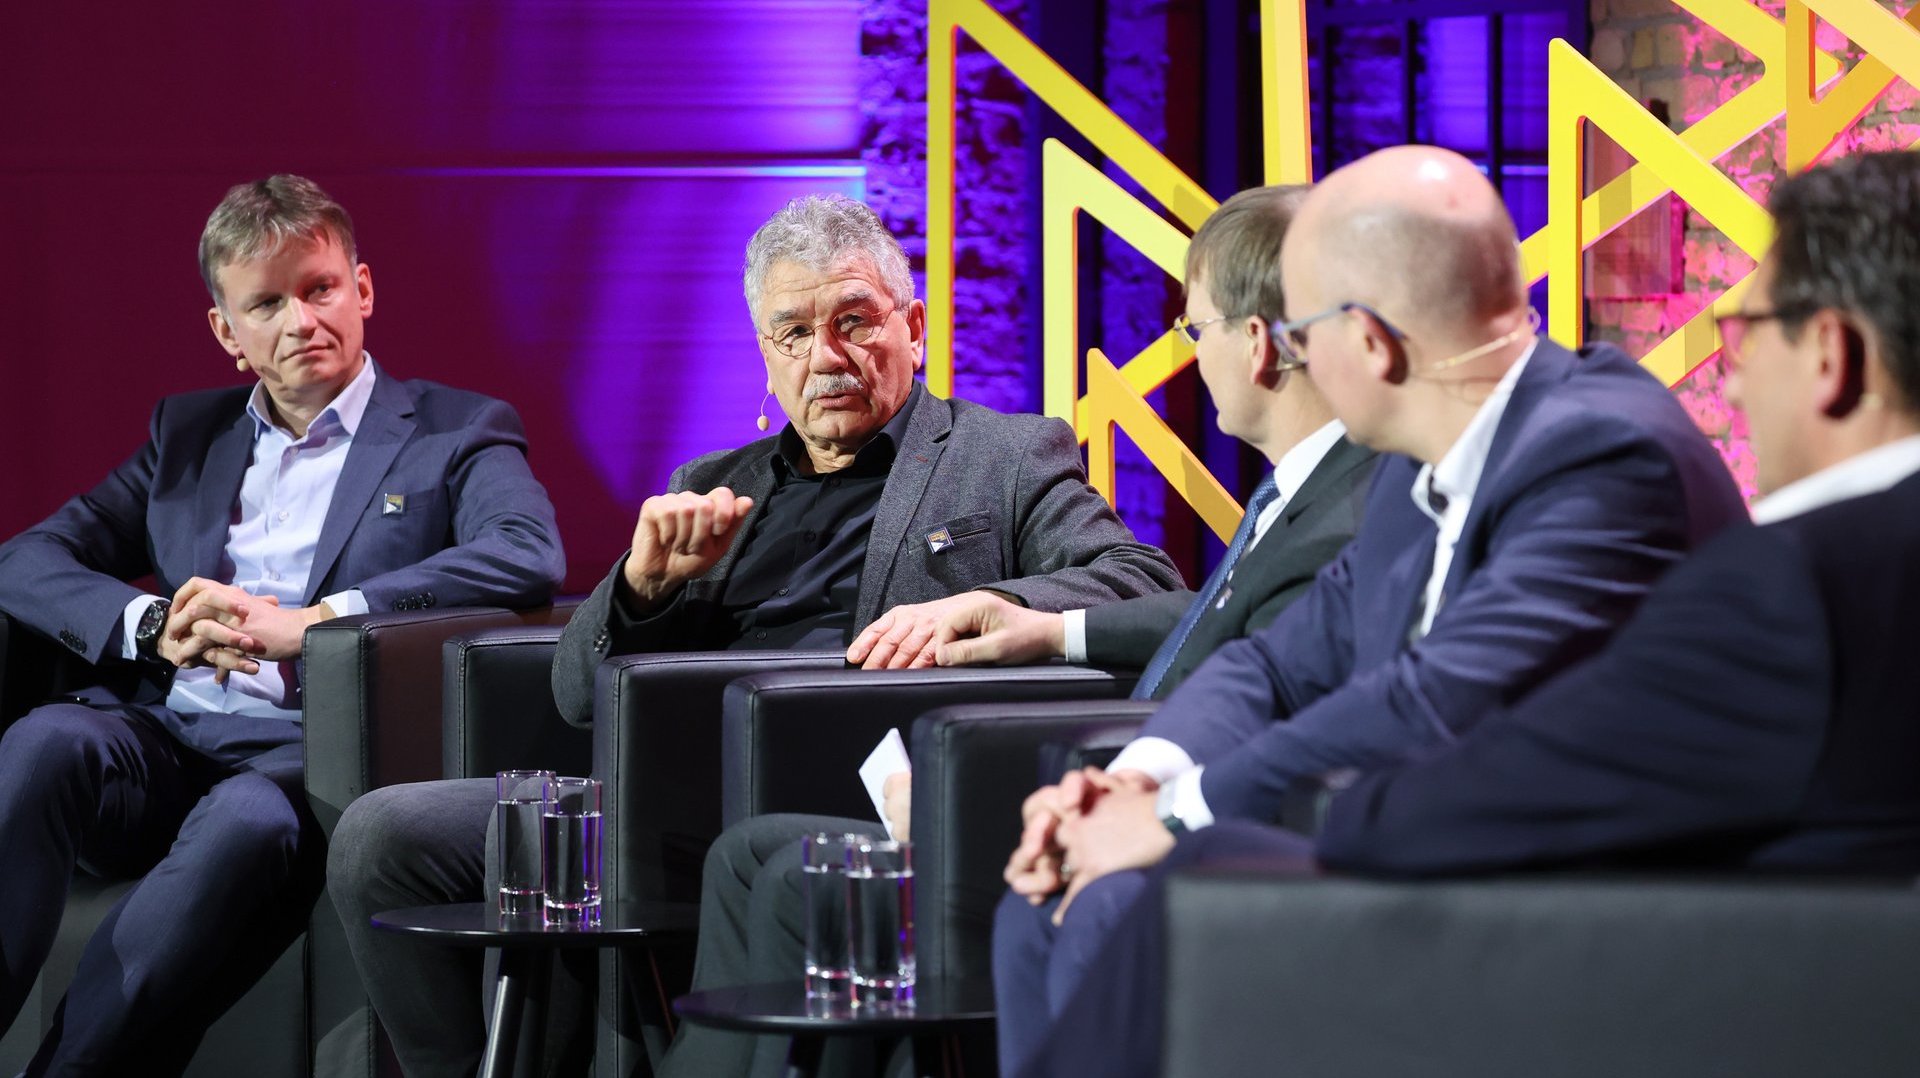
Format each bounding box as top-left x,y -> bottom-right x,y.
157,577 -> 333,682
1003,767 -> 1172,924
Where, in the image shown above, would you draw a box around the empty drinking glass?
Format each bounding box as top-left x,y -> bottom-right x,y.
541,776 -> 603,928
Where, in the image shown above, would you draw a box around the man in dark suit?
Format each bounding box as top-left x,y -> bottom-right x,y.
664,184 -> 1379,1078
990,145 -> 1751,1075
0,175 -> 565,1075
1014,147 -> 1920,1078
327,193 -> 1179,1078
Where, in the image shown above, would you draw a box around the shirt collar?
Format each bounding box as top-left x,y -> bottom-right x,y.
1750,434 -> 1920,524
772,381 -> 921,479
1410,338 -> 1538,524
246,352 -> 378,441
1269,419 -> 1349,509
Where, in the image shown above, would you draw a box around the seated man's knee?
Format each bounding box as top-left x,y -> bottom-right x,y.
0,704 -> 123,790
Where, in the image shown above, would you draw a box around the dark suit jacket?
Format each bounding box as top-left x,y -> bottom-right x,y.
1084,436 -> 1378,698
552,382 -> 1182,726
1319,470 -> 1920,876
0,361 -> 566,701
1137,339 -> 1750,824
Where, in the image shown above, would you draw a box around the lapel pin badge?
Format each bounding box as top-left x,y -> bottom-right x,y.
382,493 -> 406,516
925,528 -> 953,555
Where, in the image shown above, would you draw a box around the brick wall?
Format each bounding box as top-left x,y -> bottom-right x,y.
1587,0 -> 1920,498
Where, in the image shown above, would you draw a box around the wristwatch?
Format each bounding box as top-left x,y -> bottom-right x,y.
134,598 -> 172,663
1160,814 -> 1189,838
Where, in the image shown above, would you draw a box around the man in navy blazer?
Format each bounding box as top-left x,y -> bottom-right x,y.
990,146 -> 1749,1075
1011,148 -> 1920,1078
0,175 -> 564,1075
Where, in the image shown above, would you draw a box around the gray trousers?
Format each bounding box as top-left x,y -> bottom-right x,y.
658,813 -> 886,1078
327,778 -> 590,1078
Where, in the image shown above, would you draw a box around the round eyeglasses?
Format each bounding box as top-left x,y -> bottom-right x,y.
761,306 -> 900,359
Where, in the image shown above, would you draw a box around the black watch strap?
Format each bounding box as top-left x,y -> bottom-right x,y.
134,597 -> 172,662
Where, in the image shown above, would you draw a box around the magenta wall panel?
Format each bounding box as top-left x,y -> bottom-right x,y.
0,1 -> 865,592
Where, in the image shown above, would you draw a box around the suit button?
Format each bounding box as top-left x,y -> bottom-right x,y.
420,593 -> 436,609
59,630 -> 84,652
593,631 -> 610,652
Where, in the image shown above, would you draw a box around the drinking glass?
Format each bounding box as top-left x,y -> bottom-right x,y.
849,838 -> 915,1009
494,769 -> 554,917
802,832 -> 860,1002
541,776 -> 603,927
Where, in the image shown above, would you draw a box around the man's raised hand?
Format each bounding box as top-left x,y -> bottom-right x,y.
622,487 -> 756,608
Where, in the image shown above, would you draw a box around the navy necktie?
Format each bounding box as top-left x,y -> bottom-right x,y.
1132,472 -> 1282,700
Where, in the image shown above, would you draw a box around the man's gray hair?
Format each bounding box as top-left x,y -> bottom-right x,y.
742,195 -> 913,324
199,175 -> 357,305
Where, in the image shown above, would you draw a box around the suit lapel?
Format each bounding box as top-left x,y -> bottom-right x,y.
304,371 -> 416,604
857,385 -> 949,626
702,455 -> 779,589
194,409 -> 257,581
1281,437 -> 1375,527
1438,339 -> 1577,598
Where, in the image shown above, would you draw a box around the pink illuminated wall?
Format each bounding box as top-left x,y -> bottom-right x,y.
0,1 -> 866,592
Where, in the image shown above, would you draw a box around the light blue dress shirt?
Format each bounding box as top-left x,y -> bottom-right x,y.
120,358 -> 378,722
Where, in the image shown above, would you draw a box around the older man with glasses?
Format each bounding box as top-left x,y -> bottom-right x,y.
325,193 -> 1181,1078
988,144 -> 1752,1077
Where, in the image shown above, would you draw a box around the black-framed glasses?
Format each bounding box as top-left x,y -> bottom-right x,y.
1715,305 -> 1814,363
1269,302 -> 1407,369
760,305 -> 899,359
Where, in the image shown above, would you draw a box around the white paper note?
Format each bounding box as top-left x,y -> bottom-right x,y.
859,727 -> 912,839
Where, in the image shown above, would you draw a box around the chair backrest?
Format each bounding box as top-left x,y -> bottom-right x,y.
1162,871 -> 1920,1078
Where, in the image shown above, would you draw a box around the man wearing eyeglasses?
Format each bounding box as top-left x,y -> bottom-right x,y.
990,144 -> 1751,1076
1002,146 -> 1920,1078
327,193 -> 1179,1078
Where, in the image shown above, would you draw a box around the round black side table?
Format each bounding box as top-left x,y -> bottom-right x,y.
673,979 -> 995,1078
373,900 -> 698,1078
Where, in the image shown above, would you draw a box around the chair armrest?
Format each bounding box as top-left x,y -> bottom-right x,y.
1161,870 -> 1920,1078
720,665 -> 1141,829
595,650 -> 851,905
302,604 -> 573,835
441,620 -> 587,780
911,699 -> 1156,980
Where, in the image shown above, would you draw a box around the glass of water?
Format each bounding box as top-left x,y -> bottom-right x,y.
850,838 -> 915,1010
495,770 -> 554,917
801,832 -> 860,1003
542,776 -> 603,928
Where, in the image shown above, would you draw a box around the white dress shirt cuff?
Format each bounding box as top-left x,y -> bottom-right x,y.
1062,608 -> 1088,663
1106,736 -> 1195,787
1154,766 -> 1216,831
121,595 -> 165,659
322,589 -> 369,617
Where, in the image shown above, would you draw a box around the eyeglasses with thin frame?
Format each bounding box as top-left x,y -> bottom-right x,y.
1171,312 -> 1238,345
1714,305 -> 1814,365
1268,302 -> 1407,369
760,305 -> 900,360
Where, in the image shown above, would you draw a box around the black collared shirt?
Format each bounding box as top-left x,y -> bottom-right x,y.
716,392 -> 918,650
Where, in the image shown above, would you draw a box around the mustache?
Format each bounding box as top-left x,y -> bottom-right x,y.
805,373 -> 868,401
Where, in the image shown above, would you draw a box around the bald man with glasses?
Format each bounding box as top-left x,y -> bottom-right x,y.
989,145 -> 1751,1076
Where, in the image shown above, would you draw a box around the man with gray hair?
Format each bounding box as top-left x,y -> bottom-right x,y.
328,193 -> 1179,1077
0,174 -> 565,1074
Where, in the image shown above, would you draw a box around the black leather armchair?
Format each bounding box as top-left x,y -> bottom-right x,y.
0,605 -> 571,1078
1161,870 -> 1920,1078
908,700 -> 1153,982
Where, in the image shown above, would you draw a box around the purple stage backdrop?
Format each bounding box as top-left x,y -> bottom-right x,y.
0,1 -> 874,593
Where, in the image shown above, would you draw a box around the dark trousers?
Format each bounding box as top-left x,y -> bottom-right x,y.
993,822 -> 1315,1078
327,777 -> 593,1078
0,702 -> 323,1077
659,813 -> 886,1078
